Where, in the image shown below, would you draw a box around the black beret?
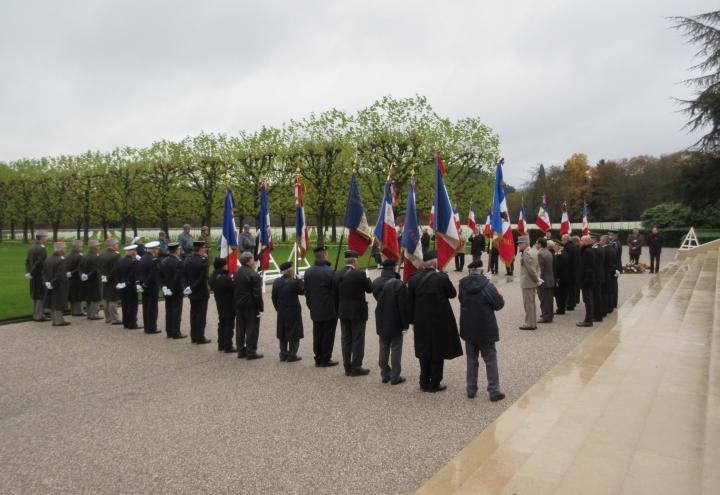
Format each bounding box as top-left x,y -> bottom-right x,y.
468,259 -> 483,269
313,245 -> 327,253
279,261 -> 293,271
345,250 -> 359,259
424,250 -> 437,261
193,240 -> 207,248
167,242 -> 179,251
608,229 -> 618,234
213,257 -> 227,270
382,258 -> 398,268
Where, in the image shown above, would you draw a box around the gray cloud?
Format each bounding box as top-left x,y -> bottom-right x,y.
0,0 -> 715,186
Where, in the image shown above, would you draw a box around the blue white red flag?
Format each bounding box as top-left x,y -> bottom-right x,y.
484,211 -> 492,238
518,200 -> 528,235
401,180 -> 423,282
536,194 -> 551,232
220,188 -> 239,275
467,205 -> 477,231
433,155 -> 460,270
344,174 -> 372,255
428,205 -> 434,228
560,201 -> 571,236
373,180 -> 400,259
490,158 -> 516,264
295,175 -> 309,259
258,181 -> 273,271
582,202 -> 590,236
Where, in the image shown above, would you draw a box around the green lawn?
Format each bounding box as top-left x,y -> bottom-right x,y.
0,242 -> 361,321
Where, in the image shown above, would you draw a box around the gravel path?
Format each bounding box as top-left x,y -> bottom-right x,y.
0,249 -> 673,494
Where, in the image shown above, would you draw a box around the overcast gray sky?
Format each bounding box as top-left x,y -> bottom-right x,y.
0,0 -> 715,186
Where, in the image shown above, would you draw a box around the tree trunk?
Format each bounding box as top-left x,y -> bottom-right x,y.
30,222 -> 35,242
76,220 -> 82,240
52,222 -> 60,241
11,218 -> 15,240
102,217 -> 109,240
331,214 -> 337,242
23,219 -> 29,243
131,218 -> 138,238
121,225 -> 127,245
280,215 -> 287,242
0,219 -> 4,243
316,207 -> 326,246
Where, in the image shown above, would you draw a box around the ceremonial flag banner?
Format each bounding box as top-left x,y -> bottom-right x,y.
536,194 -> 551,232
582,203 -> 590,236
433,155 -> 460,270
467,205 -> 477,231
401,181 -> 423,282
560,201 -> 571,236
435,149 -> 447,176
484,211 -> 492,238
428,205 -> 434,228
453,205 -> 462,233
490,158 -> 516,264
373,180 -> 400,259
258,181 -> 273,271
220,188 -> 239,275
344,174 -> 372,255
295,176 -> 309,259
518,201 -> 527,235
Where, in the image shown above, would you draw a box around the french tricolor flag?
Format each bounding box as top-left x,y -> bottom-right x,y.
582,203 -> 590,236
490,158 -> 516,264
467,205 -> 477,231
257,181 -> 273,271
484,211 -> 492,238
295,175 -> 309,259
433,155 -> 460,271
344,174 -> 372,255
220,188 -> 239,275
401,180 -> 423,282
536,194 -> 551,232
560,201 -> 571,236
518,201 -> 528,235
373,180 -> 399,259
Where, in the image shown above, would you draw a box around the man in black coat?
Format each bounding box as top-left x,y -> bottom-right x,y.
333,250 -> 372,377
183,241 -> 211,344
66,240 -> 85,316
98,238 -> 122,325
468,228 -> 485,264
592,235 -> 606,322
601,235 -> 618,316
114,243 -> 142,330
552,240 -> 570,315
79,239 -> 103,320
272,261 -> 306,362
303,245 -> 339,367
137,240 -> 162,334
421,229 -> 430,258
159,242 -> 187,339
43,241 -> 71,326
610,230 -> 623,274
561,234 -> 578,311
407,250 -> 463,392
576,236 -> 596,327
371,258 -> 409,385
209,257 -> 235,352
459,260 -> 505,401
234,251 -> 264,359
647,226 -> 663,273
25,231 -> 49,321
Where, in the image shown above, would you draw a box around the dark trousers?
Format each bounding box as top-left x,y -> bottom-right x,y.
609,277 -> 619,310
378,334 -> 403,381
141,287 -> 158,332
217,312 -> 235,350
649,251 -> 660,273
629,251 -> 640,264
419,356 -> 444,390
164,293 -> 183,337
279,339 -> 300,358
582,286 -> 594,324
565,281 -> 575,310
121,286 -> 138,328
505,258 -> 514,275
236,307 -> 260,354
575,282 -> 581,305
489,250 -> 499,274
189,297 -> 208,342
454,253 -> 465,271
312,319 -> 337,364
340,319 -> 366,372
555,283 -> 567,313
593,283 -> 607,320
465,341 -> 500,396
538,287 -> 554,321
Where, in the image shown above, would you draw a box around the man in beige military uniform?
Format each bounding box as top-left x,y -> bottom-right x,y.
518,235 -> 541,331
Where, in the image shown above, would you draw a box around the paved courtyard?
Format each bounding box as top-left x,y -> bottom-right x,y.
0,250 -> 671,494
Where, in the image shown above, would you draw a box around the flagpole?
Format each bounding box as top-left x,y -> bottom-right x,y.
334,159 -> 356,271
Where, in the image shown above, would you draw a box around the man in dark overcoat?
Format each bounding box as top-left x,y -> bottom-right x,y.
25,231 -> 49,321
407,250 -> 463,392
303,245 -> 339,367
272,261 -> 306,362
209,257 -> 235,352
592,235 -> 606,322
66,240 -> 85,316
602,235 -> 618,315
137,240 -> 162,334
183,240 -> 211,344
576,235 -> 596,327
43,241 -> 70,326
98,238 -> 122,325
79,239 -> 103,320
552,240 -> 570,315
159,242 -> 186,339
234,251 -> 264,359
561,234 -> 578,311
114,243 -> 142,330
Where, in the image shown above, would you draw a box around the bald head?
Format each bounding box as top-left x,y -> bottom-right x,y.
580,235 -> 593,246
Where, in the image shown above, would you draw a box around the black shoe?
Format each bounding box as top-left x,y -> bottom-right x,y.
576,321 -> 593,327
111,321 -> 123,325
428,384 -> 447,393
237,350 -> 247,359
344,369 -> 351,376
145,330 -> 161,334
390,376 -> 406,385
224,347 -> 237,353
555,311 -> 566,315
42,315 -> 52,321
467,391 -> 477,399
537,318 -> 552,324
33,318 -> 49,322
171,333 -> 188,339
350,368 -> 370,376
279,354 -> 287,362
246,352 -> 263,360
490,391 -> 506,402
128,325 -> 143,330
286,355 -> 302,363
519,326 -> 537,331
382,377 -> 390,384
52,322 -> 71,327
593,318 -> 603,322
322,360 -> 339,367
195,338 -> 211,345
72,313 -> 87,317
88,316 -> 103,320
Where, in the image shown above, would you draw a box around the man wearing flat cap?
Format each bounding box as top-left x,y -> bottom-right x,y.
25,231 -> 49,321
98,238 -> 122,325
239,224 -> 255,254
209,257 -> 235,352
137,240 -> 162,334
303,245 -> 339,367
272,261 -> 306,362
177,224 -> 194,259
234,251 -> 264,359
333,249 -> 373,376
79,239 -> 103,320
66,240 -> 85,316
518,235 -> 540,331
183,240 -> 211,344
43,241 -> 70,326
114,244 -> 142,330
371,258 -> 409,385
407,250 -> 463,392
159,242 -> 187,339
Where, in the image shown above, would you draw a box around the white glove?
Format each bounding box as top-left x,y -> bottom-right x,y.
66,271 -> 72,279
131,236 -> 140,244
615,270 -> 620,277
538,278 -> 545,286
136,284 -> 144,293
183,287 -> 192,295
162,286 -> 172,296
81,273 -> 89,282
45,281 -> 53,290
409,324 -> 415,331
365,269 -> 370,279
115,282 -> 126,290
256,312 -> 263,319
24,273 -> 32,280
135,254 -> 142,261
101,275 -> 108,283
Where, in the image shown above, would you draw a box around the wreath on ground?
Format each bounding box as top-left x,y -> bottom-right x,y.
622,263 -> 647,274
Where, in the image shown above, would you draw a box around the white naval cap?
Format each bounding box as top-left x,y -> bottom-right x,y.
145,241 -> 160,248
123,244 -> 138,251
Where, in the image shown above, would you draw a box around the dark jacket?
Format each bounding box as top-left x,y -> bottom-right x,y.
628,234 -> 643,255
458,273 -> 504,346
233,264 -> 264,312
371,269 -> 409,338
647,233 -> 663,254
183,253 -> 209,300
79,251 -> 101,302
43,252 -> 68,311
604,243 -> 617,280
272,274 -> 306,341
563,241 -> 579,285
469,234 -> 486,257
407,269 -> 463,361
159,255 -> 184,294
137,253 -> 160,290
114,255 -> 138,286
25,243 -> 47,300
537,248 -> 556,288
65,251 -> 83,303
333,266 -> 372,321
98,249 -> 121,301
592,244 -> 606,285
613,240 -> 623,272
209,268 -> 235,318
555,249 -> 570,286
303,260 -> 336,321
421,232 -> 430,255
580,245 -> 595,288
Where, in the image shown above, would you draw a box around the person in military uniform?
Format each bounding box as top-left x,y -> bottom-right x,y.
518,235 -> 540,331
591,234 -> 606,322
303,245 -> 339,367
560,234 -> 578,311
610,230 -> 623,274
157,231 -> 170,258
272,261 -> 306,362
407,250 -> 463,392
114,244 -> 142,330
576,235 -> 596,327
98,238 -> 122,325
601,235 -> 618,315
43,241 -> 70,326
489,240 -> 500,275
65,240 -> 85,316
608,230 -> 621,309
159,242 -> 187,339
551,240 -> 569,315
333,250 -> 373,377
233,251 -> 264,359
627,228 -> 643,265
137,240 -> 162,334
79,239 -> 103,320
25,231 -> 49,321
371,258 -> 408,385
454,237 -> 466,272
209,257 -> 235,352
535,237 -> 555,323
183,240 -> 211,344
199,226 -> 213,267
177,224 -> 194,259
468,227 -> 485,264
